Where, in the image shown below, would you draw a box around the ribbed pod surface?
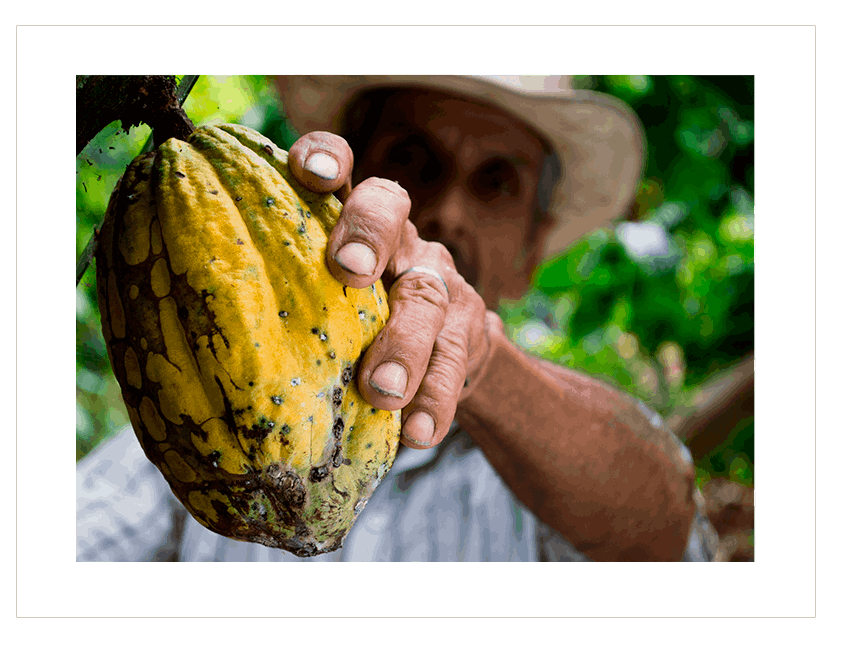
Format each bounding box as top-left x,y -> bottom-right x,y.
95,123 -> 400,556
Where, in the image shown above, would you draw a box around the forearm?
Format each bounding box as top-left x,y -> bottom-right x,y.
456,318 -> 697,561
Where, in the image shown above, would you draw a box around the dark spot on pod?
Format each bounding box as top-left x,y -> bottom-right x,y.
371,315 -> 377,322
281,424 -> 291,433
254,342 -> 260,348
266,467 -> 306,507
341,364 -> 354,385
297,222 -> 306,234
332,387 -> 343,409
323,306 -> 327,311
248,382 -> 254,386
267,420 -> 276,429
343,458 -> 352,466
271,395 -> 283,405
343,286 -> 347,297
208,450 -> 221,466
262,144 -> 274,155
284,241 -> 291,246
365,442 -> 373,449
209,189 -> 219,195
266,197 -> 275,206
464,377 -> 470,388
311,327 -> 319,335
328,351 -> 336,359
175,171 -> 186,178
316,359 -> 321,366
310,466 -> 329,482
370,408 -> 377,414
332,447 -> 344,468
279,311 -> 288,317
244,421 -> 272,441
237,239 -> 245,245
235,196 -> 243,202
332,417 -> 344,439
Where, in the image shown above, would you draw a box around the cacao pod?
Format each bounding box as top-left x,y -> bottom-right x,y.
95,123 -> 400,556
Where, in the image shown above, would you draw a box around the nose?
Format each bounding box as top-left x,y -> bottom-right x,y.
412,183 -> 472,242
410,183 -> 480,288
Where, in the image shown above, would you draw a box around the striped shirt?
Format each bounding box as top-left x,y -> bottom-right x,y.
77,422 -> 721,562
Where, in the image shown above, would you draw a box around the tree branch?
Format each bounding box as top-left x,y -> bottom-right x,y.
666,353 -> 755,460
76,76 -> 199,286
76,75 -> 197,155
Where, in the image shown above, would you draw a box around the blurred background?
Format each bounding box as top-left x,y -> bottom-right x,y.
76,75 -> 755,559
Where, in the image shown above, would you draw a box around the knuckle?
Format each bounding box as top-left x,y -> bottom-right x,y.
354,178 -> 411,217
435,327 -> 470,362
462,281 -> 486,312
404,351 -> 467,447
420,364 -> 461,408
364,177 -> 411,202
393,273 -> 450,312
401,219 -> 420,240
424,240 -> 455,268
410,390 -> 443,415
301,130 -> 348,151
345,183 -> 410,230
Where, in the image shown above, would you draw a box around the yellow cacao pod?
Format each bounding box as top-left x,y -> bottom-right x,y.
95,123 -> 400,556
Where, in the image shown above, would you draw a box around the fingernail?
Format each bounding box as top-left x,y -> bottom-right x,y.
304,152 -> 339,180
403,411 -> 435,447
369,362 -> 408,399
335,242 -> 377,276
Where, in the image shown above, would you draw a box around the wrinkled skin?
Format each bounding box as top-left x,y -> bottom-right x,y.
288,90 -> 552,449
285,88 -> 700,560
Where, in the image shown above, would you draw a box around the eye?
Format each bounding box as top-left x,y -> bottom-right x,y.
382,135 -> 443,186
468,158 -> 520,203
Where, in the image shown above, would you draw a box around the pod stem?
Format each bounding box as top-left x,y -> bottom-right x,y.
76,75 -> 199,286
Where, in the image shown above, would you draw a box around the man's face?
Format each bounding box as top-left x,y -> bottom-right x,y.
352,89 -> 550,309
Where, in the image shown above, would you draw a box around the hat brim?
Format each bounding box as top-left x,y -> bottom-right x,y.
276,75 -> 645,258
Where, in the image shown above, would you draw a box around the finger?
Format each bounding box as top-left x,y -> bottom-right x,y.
356,264 -> 452,412
326,178 -> 411,289
357,237 -> 456,409
400,282 -> 489,448
401,333 -> 466,450
458,309 -> 501,399
288,131 -> 354,194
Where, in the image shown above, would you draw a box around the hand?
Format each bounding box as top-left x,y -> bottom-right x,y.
288,132 -> 497,449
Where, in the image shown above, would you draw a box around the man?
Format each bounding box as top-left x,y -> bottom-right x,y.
76,75 -> 721,562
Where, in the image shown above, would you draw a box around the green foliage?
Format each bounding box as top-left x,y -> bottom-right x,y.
501,75 -> 754,483
75,75 -> 298,461
76,76 -> 754,490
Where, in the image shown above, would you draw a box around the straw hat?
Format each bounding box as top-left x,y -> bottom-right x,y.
276,75 -> 645,258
